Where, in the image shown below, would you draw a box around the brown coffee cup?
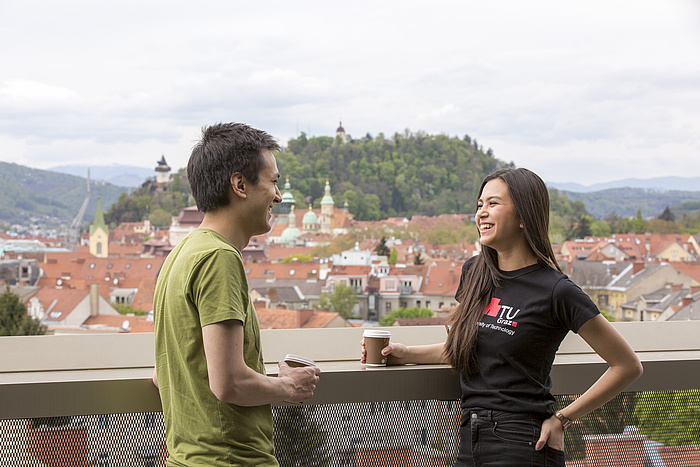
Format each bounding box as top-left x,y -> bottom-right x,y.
363,329 -> 391,366
284,354 -> 316,367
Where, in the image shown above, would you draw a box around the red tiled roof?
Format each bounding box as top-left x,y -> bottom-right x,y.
669,262 -> 700,283
421,262 -> 461,296
82,314 -> 154,333
245,261 -> 319,280
265,246 -> 316,261
28,288 -> 88,321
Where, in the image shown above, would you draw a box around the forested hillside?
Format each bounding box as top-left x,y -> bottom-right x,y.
0,161 -> 126,226
104,170 -> 192,228
3,133 -> 698,240
278,131 -> 507,220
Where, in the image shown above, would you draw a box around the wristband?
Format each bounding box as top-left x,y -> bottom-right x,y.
554,411 -> 573,430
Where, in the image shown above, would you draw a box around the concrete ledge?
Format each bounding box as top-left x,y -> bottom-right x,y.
1,322 -> 699,419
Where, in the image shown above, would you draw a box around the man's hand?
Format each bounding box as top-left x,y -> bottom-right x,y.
278,361 -> 321,403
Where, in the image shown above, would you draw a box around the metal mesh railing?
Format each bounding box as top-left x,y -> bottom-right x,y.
1,391 -> 699,466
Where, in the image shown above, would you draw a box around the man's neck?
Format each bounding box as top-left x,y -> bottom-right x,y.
199,209 -> 249,251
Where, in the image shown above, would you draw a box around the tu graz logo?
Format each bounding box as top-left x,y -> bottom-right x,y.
483,298 -> 520,327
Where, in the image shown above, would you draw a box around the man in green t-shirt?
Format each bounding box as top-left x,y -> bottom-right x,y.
153,123 -> 321,466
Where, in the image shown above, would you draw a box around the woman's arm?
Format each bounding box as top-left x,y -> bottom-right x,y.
536,314 -> 643,450
362,341 -> 448,365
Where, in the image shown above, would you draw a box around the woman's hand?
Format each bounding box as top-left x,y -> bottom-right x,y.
361,339 -> 410,365
536,415 -> 565,451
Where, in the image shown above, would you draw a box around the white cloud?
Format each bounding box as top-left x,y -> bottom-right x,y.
0,0 -> 699,185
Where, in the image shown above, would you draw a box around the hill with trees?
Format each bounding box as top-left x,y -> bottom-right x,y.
278,131 -> 507,220
0,161 -> 126,227
3,133 -> 698,240
103,169 -> 193,228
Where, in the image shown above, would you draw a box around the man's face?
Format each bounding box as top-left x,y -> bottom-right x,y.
245,149 -> 282,236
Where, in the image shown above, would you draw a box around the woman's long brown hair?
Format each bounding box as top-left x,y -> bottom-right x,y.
444,168 -> 562,374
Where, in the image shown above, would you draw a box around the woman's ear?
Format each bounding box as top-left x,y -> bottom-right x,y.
230,172 -> 247,199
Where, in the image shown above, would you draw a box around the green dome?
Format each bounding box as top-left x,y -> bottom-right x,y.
302,207 -> 318,225
321,180 -> 334,205
281,178 -> 295,204
280,225 -> 302,244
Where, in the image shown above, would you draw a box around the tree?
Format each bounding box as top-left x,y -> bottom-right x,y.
317,283 -> 357,319
571,215 -> 593,240
374,236 -> 390,256
380,306 -> 433,326
658,206 -> 676,222
635,389 -> 700,445
273,405 -> 331,467
388,249 -> 398,266
0,286 -> 46,336
413,251 -> 425,265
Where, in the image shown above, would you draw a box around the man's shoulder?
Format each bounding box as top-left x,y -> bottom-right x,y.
180,230 -> 242,259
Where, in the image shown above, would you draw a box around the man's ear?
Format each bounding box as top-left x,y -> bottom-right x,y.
230,172 -> 247,199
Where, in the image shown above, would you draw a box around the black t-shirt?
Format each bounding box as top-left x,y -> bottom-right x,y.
455,258 -> 599,417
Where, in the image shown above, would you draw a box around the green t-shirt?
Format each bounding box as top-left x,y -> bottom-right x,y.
154,229 -> 276,466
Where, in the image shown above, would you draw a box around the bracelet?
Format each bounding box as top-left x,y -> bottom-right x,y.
554,411 -> 573,430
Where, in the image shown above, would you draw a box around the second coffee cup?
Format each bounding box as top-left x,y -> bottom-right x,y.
284,354 -> 316,367
363,329 -> 391,366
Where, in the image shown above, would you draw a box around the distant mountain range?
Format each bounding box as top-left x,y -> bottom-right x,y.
547,176 -> 700,193
0,162 -> 128,227
48,164 -> 156,188
1,163 -> 698,227
47,165 -> 700,194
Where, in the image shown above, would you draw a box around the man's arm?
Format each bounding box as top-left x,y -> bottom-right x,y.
203,319 -> 320,406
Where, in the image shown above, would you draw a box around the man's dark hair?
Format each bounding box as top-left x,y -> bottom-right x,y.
187,122 -> 281,212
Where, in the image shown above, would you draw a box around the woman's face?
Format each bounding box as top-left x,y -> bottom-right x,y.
475,178 -> 524,251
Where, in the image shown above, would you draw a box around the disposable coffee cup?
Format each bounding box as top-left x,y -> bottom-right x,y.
363,329 -> 391,366
284,354 -> 316,367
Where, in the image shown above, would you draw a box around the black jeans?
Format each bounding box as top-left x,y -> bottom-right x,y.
455,409 -> 565,467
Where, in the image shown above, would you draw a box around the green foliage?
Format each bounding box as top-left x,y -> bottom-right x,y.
273,406 -> 330,467
558,393 -> 638,461
413,251 -> 425,265
317,283 -> 357,319
104,173 -> 191,227
564,188 -> 700,220
0,161 -> 125,226
113,303 -> 146,315
0,286 -> 46,336
379,306 -> 433,326
388,249 -> 398,265
281,254 -> 314,264
635,390 -> 700,445
374,236 -> 391,256
600,310 -> 615,322
658,206 -> 676,222
278,131 -> 506,221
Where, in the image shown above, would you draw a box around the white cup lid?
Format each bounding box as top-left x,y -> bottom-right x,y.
284,354 -> 316,366
363,329 -> 391,338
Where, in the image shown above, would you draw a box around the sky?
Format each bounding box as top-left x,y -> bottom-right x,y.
1,0 -> 699,186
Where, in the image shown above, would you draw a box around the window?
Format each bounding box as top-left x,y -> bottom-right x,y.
598,295 -> 609,307
147,264 -> 152,269
350,278 -> 362,290
425,301 -> 430,309
90,263 -> 95,269
386,302 -> 392,313
108,264 -> 113,269
385,279 -> 396,291
126,264 -> 131,269
289,269 -> 295,276
96,244 -> 102,255
416,300 -> 421,307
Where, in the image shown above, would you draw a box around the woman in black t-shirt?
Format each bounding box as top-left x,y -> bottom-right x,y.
361,168 -> 642,467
